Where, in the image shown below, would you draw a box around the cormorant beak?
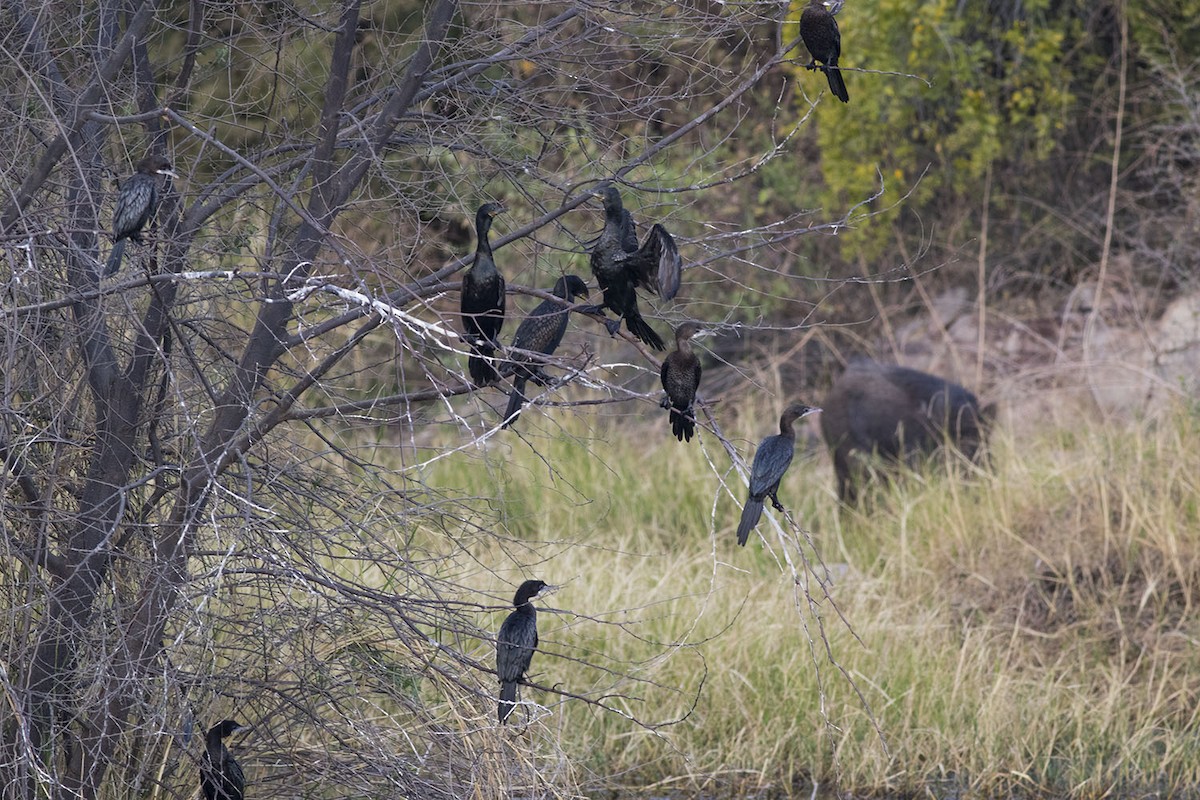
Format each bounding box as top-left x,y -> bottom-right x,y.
158,169 -> 179,179
491,205 -> 507,217
535,584 -> 560,599
803,406 -> 823,419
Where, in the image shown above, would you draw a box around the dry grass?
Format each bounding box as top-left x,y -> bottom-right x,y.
413,395 -> 1200,797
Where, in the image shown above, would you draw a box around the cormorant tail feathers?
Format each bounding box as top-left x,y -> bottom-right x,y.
624,310 -> 665,351
736,498 -> 763,546
104,239 -> 127,277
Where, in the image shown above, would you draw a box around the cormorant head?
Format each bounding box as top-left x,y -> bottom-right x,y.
206,720 -> 246,741
592,186 -> 624,217
673,321 -> 709,343
477,202 -> 506,220
511,579 -> 555,607
554,274 -> 589,301
780,403 -> 821,429
475,202 -> 506,236
135,155 -> 177,178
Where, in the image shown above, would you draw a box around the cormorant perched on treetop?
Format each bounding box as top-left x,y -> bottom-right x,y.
461,202 -> 508,386
736,403 -> 821,546
501,274 -> 589,429
585,186 -> 681,351
660,321 -> 707,442
800,0 -> 849,103
497,579 -> 555,724
105,154 -> 176,276
201,720 -> 246,800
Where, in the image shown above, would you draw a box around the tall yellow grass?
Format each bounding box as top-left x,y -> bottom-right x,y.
422,397 -> 1200,796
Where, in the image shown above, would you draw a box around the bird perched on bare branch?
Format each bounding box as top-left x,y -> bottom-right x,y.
585,186 -> 681,351
497,579 -> 555,724
800,0 -> 849,103
736,403 -> 821,546
201,720 -> 246,800
105,154 -> 176,276
501,274 -> 589,429
461,202 -> 507,386
660,321 -> 707,442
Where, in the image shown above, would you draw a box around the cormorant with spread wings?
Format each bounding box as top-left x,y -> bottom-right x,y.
585,186 -> 681,351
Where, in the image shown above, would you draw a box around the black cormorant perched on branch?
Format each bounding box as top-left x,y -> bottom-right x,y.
585,186 -> 681,351
497,579 -> 555,724
461,202 -> 508,386
105,154 -> 176,276
201,720 -> 246,800
660,322 -> 706,442
501,274 -> 589,429
800,0 -> 849,103
736,403 -> 821,546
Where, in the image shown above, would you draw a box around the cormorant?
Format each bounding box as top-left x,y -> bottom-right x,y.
105,154 -> 176,276
585,186 -> 682,351
461,202 -> 507,386
497,579 -> 555,724
800,0 -> 849,104
736,403 -> 821,546
201,720 -> 246,800
660,321 -> 706,442
501,274 -> 589,429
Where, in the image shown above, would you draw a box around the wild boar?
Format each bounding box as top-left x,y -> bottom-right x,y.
820,361 -> 990,503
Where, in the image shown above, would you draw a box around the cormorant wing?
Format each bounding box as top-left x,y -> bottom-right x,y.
618,208 -> 639,254
511,297 -> 569,357
497,605 -> 540,683
622,223 -> 682,301
748,435 -> 795,496
225,756 -> 246,800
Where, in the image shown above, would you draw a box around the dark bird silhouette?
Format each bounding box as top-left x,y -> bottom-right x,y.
501,274 -> 589,429
497,579 -> 554,724
105,154 -> 176,276
585,186 -> 682,351
201,720 -> 246,800
461,202 -> 507,386
736,403 -> 821,546
660,321 -> 706,442
800,0 -> 849,103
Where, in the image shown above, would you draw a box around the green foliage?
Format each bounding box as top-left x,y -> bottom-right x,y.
784,0 -> 1080,259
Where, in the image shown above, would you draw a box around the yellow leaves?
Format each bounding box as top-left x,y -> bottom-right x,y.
514,59 -> 537,80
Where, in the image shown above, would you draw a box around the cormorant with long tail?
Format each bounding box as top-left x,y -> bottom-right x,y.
461,202 -> 507,385
201,720 -> 246,800
501,274 -> 589,429
736,403 -> 822,546
497,579 -> 555,724
660,321 -> 706,442
105,155 -> 176,276
800,0 -> 849,103
585,186 -> 681,351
